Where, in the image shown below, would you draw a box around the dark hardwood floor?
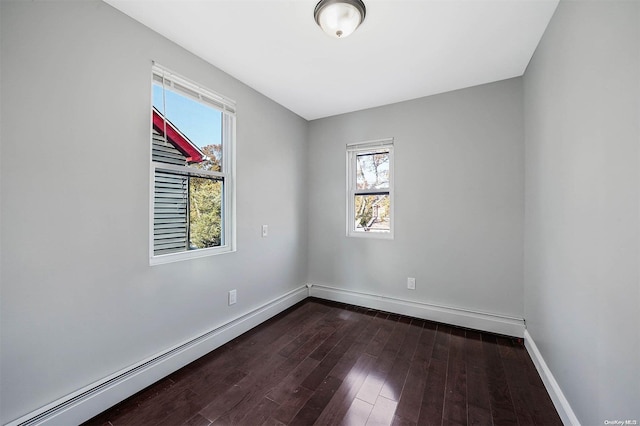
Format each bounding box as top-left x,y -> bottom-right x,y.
83,298 -> 562,426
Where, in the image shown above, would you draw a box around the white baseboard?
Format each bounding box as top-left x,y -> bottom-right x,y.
308,283 -> 525,337
523,330 -> 581,426
7,285 -> 308,426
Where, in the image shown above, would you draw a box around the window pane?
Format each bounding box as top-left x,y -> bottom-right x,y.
153,83 -> 223,172
354,194 -> 390,232
189,177 -> 223,249
356,152 -> 389,190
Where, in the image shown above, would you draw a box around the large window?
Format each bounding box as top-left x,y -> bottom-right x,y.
346,139 -> 394,238
150,64 -> 235,264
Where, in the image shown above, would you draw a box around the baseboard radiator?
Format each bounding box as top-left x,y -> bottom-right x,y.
308,283 -> 525,337
524,330 -> 581,426
6,285 -> 308,426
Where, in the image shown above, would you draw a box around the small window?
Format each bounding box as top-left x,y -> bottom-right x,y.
150,64 -> 236,264
346,139 -> 394,238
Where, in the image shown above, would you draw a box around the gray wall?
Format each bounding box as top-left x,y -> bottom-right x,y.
3,0 -> 639,424
307,78 -> 525,319
0,1 -> 308,422
523,0 -> 640,423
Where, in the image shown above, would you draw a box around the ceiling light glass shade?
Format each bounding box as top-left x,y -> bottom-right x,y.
314,0 -> 366,38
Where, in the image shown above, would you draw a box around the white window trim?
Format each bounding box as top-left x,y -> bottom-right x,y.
149,63 -> 236,265
346,138 -> 395,240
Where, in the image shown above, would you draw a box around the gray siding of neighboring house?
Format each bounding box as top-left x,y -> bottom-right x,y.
152,129 -> 189,254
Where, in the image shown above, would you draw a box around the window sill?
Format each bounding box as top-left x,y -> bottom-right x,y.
150,245 -> 236,266
347,231 -> 394,240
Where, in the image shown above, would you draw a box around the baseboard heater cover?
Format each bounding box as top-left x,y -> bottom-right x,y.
7,285 -> 308,426
524,330 -> 581,426
308,283 -> 525,337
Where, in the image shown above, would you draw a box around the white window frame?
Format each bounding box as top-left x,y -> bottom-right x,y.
346,138 -> 394,239
150,63 -> 236,265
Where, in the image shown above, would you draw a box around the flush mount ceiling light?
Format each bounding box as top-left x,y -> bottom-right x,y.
314,0 -> 366,38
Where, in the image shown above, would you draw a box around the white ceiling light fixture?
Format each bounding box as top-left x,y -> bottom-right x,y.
314,0 -> 366,39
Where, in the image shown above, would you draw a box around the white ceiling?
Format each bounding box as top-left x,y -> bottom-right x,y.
105,0 -> 559,120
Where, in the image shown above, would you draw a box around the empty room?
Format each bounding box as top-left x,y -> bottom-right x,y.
1,0 -> 638,425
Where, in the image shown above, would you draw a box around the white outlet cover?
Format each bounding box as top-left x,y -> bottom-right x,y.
407,277 -> 416,290
228,289 -> 237,305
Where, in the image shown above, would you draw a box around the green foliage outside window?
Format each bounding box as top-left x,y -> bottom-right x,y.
189,144 -> 223,249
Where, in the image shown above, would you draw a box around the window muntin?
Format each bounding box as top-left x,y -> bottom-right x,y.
347,139 -> 394,238
150,64 -> 235,264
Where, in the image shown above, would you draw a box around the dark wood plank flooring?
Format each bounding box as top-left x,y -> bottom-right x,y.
83,298 -> 562,426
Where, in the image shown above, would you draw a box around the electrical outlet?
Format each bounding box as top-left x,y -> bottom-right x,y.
261,225 -> 268,238
228,289 -> 237,305
407,277 -> 416,290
